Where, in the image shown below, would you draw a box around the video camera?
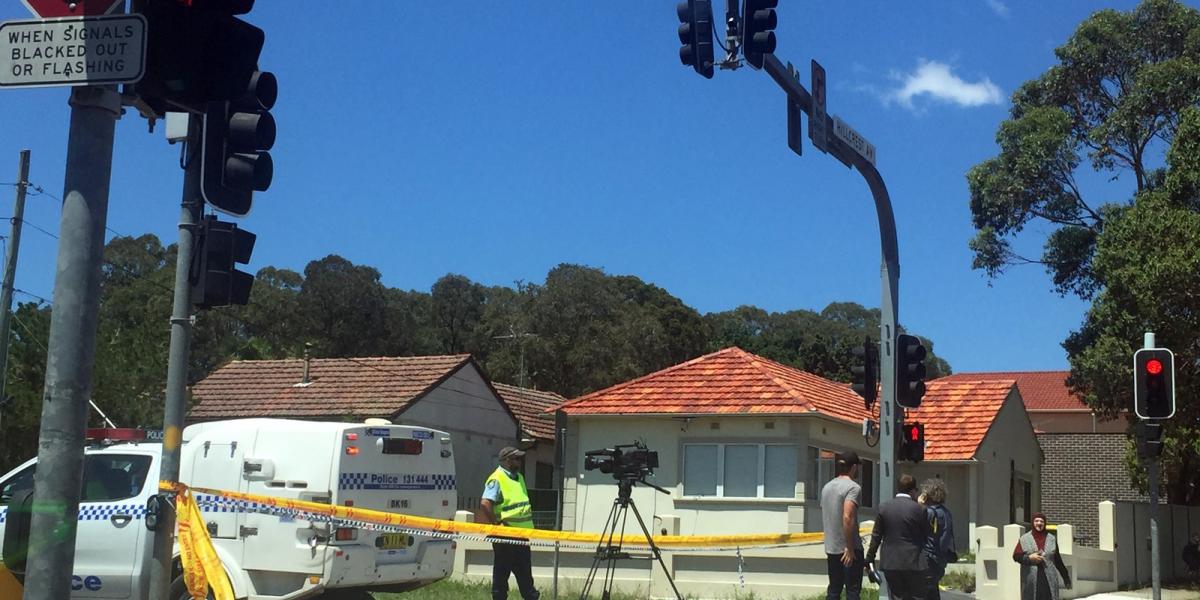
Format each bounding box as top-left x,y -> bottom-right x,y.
583,441 -> 658,481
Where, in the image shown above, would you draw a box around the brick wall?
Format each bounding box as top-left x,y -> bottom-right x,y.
1038,432 -> 1147,546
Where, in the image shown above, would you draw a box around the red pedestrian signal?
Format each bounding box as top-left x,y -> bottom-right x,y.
898,422 -> 924,463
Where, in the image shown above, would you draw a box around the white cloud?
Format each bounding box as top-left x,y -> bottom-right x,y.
889,60 -> 1004,109
986,0 -> 1010,18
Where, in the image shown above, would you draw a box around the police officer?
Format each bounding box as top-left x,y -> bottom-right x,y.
478,446 -> 540,600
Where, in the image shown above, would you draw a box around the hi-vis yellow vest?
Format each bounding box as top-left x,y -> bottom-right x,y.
487,467 -> 533,528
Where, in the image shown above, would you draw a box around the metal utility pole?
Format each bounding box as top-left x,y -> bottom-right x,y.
760,54 -> 901,507
23,84 -> 121,600
1143,331 -> 1161,600
148,113 -> 204,600
0,149 -> 31,432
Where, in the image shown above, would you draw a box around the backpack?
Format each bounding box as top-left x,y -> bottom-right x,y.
925,504 -> 958,565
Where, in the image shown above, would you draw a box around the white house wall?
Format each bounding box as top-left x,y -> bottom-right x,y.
974,390 -> 1043,544
567,416 -> 878,538
396,364 -> 519,509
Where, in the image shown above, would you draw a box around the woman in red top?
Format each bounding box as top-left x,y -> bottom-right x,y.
1012,512 -> 1071,600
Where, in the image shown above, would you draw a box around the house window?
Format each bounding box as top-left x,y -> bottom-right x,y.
806,447 -> 835,500
1012,477 -> 1032,523
858,458 -> 875,508
683,443 -> 798,498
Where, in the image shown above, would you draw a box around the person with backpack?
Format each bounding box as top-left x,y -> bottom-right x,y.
919,479 -> 957,599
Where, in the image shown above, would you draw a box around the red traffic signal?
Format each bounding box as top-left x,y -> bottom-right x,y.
1134,348 -> 1175,420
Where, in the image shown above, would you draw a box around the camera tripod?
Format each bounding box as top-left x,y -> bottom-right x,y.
578,477 -> 683,600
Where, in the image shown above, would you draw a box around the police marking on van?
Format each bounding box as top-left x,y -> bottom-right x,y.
339,473 -> 455,490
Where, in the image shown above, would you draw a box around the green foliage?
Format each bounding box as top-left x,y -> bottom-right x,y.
967,0 -> 1200,297
970,0 -> 1200,505
0,251 -> 951,472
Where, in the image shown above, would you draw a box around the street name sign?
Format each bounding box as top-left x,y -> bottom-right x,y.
833,115 -> 876,166
23,0 -> 124,19
1,15 -> 146,89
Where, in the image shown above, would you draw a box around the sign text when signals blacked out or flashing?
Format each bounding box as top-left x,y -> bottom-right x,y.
0,15 -> 145,88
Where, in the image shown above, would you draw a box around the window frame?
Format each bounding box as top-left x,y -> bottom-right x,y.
681,442 -> 799,499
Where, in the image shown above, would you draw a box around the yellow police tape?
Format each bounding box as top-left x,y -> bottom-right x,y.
0,564 -> 22,599
176,486 -> 236,600
162,481 -> 858,599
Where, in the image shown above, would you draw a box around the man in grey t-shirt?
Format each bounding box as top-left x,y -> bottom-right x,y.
821,450 -> 863,600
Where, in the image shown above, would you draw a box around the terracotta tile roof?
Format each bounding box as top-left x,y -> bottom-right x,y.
935,370 -> 1087,411
189,355 -> 473,420
557,347 -> 871,425
907,378 -> 1017,461
493,383 -> 565,441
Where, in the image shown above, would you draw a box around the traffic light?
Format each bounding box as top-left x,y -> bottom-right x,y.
676,0 -> 715,79
898,422 -> 924,463
191,216 -> 256,309
137,0 -> 266,115
1133,348 -> 1175,419
201,70 -> 278,216
851,338 -> 878,412
896,334 -> 927,409
741,0 -> 778,69
1136,421 -> 1164,459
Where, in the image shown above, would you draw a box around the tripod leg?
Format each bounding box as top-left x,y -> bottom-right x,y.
601,503 -> 630,600
628,500 -> 684,600
579,499 -> 621,600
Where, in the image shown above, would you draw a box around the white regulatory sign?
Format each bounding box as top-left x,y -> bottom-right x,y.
0,14 -> 146,89
833,115 -> 877,166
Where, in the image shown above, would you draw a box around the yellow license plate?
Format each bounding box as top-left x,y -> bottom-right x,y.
376,533 -> 413,550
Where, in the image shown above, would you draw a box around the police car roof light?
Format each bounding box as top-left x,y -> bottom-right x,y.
85,427 -> 148,442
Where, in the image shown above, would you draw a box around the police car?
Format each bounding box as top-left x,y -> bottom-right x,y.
0,418 -> 458,599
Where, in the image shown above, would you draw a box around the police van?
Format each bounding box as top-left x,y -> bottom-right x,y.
0,418 -> 458,599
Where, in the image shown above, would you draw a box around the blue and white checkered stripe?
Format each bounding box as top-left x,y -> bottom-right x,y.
0,503 -> 145,523
339,472 -> 368,489
431,474 -> 455,490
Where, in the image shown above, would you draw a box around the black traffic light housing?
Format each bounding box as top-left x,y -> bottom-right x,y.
191,216 -> 256,309
1133,348 -> 1175,420
137,0 -> 265,115
898,422 -> 924,463
1136,421 -> 1164,459
851,337 -> 878,412
896,334 -> 927,409
741,0 -> 778,69
202,70 -> 278,217
676,0 -> 715,79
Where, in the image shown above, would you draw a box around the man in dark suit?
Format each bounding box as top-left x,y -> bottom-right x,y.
864,474 -> 930,600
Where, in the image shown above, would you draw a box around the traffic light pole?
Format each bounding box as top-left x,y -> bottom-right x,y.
23,85 -> 122,600
760,53 -> 901,599
148,115 -> 204,600
1143,332 -> 1161,600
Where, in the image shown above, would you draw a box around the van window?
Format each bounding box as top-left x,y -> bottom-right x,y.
81,455 -> 153,502
0,464 -> 36,505
0,454 -> 152,505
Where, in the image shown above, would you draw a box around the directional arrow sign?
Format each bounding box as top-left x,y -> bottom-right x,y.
22,0 -> 123,19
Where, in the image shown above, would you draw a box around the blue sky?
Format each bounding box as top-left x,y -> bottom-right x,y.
0,1 -> 1152,374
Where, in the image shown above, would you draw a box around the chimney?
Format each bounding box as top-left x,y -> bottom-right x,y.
302,342 -> 312,384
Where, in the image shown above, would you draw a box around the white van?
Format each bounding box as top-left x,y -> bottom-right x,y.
0,418 -> 458,600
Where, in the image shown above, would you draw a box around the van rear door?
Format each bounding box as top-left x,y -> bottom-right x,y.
334,425 -> 455,564
238,425 -> 338,575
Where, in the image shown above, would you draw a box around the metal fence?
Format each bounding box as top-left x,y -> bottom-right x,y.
456,488 -> 561,530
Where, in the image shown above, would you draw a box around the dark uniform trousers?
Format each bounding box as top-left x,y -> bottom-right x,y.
492,541 -> 540,600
